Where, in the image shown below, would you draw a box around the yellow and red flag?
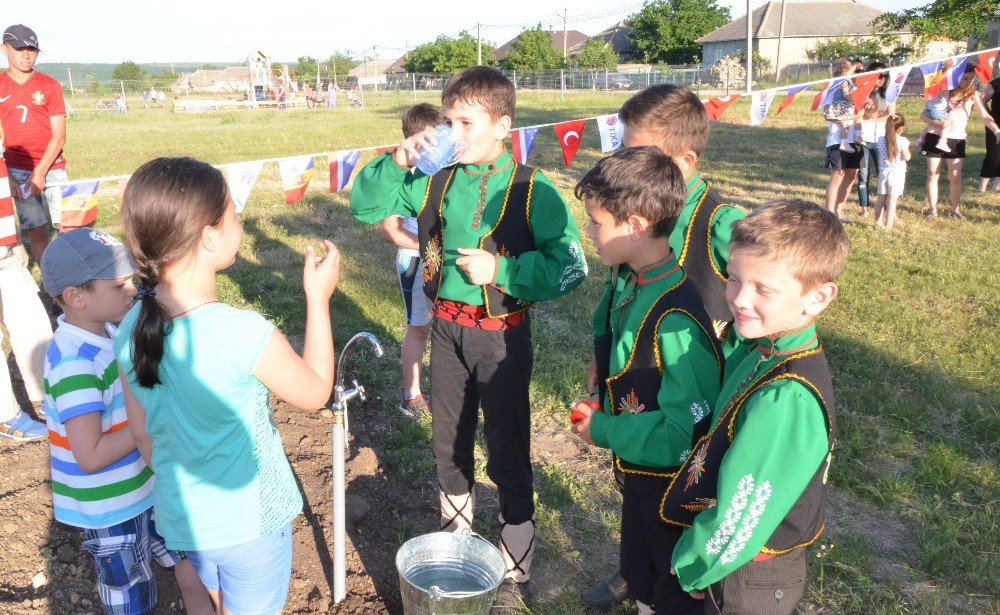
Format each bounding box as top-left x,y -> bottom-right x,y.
776,85 -> 809,115
278,156 -> 315,204
60,181 -> 100,230
919,61 -> 946,100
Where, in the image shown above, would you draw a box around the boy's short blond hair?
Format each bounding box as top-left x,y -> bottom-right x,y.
730,200 -> 849,290
618,84 -> 709,157
442,66 -> 516,122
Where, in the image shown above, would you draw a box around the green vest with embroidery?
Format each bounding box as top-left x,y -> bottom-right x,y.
659,348 -> 836,554
596,273 -> 723,477
417,162 -> 535,318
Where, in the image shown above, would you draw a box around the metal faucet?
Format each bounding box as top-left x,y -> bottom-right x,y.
333,332 -> 385,417
331,331 -> 384,605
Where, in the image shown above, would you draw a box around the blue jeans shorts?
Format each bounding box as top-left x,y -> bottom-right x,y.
81,508 -> 184,615
396,251 -> 433,327
186,523 -> 293,615
8,167 -> 66,228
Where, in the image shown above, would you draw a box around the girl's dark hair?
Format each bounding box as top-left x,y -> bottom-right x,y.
121,157 -> 228,387
885,113 -> 905,163
865,62 -> 888,98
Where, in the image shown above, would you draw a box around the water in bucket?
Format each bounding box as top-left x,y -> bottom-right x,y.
396,531 -> 506,615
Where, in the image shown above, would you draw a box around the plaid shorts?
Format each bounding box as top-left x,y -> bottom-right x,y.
81,509 -> 184,615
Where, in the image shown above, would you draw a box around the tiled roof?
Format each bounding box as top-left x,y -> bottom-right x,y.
697,0 -> 906,43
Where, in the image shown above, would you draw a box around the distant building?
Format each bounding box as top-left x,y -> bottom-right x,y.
495,30 -> 590,62
348,58 -> 395,85
696,0 -> 965,75
591,20 -> 638,63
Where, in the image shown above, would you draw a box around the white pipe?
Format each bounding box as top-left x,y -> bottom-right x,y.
332,412 -> 347,603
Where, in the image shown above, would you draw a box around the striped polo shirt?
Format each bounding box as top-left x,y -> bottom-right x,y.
44,317 -> 153,529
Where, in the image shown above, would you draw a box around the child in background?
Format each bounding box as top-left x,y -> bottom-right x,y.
825,58 -> 861,152
570,147 -> 722,615
662,201 -> 849,615
381,102 -> 443,417
114,157 -> 341,614
0,158 -> 53,442
40,228 -> 211,615
918,92 -> 954,153
875,114 -> 910,231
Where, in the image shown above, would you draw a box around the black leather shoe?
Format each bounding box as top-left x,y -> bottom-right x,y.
581,572 -> 629,611
492,578 -> 532,612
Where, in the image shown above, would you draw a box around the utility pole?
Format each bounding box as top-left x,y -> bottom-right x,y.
373,45 -> 378,93
562,9 -> 569,62
477,23 -> 482,66
774,0 -> 787,81
745,0 -> 752,94
67,68 -> 75,99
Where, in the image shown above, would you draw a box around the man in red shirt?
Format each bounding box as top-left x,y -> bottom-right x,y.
1,24 -> 67,263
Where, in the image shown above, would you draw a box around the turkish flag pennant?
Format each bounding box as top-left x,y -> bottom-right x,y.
375,145 -> 397,156
553,120 -> 587,167
851,73 -> 882,110
703,95 -> 740,121
975,51 -> 997,84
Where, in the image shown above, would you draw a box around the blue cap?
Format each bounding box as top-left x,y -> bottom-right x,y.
3,25 -> 40,51
41,229 -> 135,297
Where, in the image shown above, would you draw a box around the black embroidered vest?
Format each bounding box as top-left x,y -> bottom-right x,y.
596,274 -> 723,478
416,162 -> 536,318
678,185 -> 732,326
659,348 -> 836,555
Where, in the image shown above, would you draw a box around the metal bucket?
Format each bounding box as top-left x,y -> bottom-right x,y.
396,531 -> 506,615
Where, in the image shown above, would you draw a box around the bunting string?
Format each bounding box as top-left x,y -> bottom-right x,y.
41,46 -> 999,219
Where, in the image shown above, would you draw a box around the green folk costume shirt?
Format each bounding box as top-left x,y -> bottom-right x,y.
671,324 -> 830,592
349,151 -> 587,305
670,173 -> 745,291
589,254 -> 723,469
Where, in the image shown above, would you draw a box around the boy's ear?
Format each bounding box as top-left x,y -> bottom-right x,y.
670,149 -> 699,177
627,214 -> 651,239
804,282 -> 838,317
494,115 -> 512,140
60,286 -> 87,310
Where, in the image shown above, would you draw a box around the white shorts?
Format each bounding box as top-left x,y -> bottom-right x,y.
877,168 -> 905,196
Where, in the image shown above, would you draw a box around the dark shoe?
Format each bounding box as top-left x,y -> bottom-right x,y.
399,394 -> 429,418
492,578 -> 531,612
581,572 -> 629,611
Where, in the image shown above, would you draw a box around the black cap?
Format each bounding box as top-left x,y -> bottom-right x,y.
3,25 -> 40,51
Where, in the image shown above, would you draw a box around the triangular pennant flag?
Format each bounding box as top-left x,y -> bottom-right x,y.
851,72 -> 882,110
975,50 -> 997,84
511,127 -> 539,164
375,145 -> 397,156
278,156 -> 315,205
0,164 -> 16,246
329,150 -> 360,193
920,61 -> 945,100
225,161 -> 264,214
749,89 -> 777,126
704,95 -> 740,121
60,181 -> 100,229
596,114 -> 624,152
811,79 -> 845,112
553,120 -> 587,167
884,65 -> 911,104
777,84 -> 810,115
944,56 -> 969,90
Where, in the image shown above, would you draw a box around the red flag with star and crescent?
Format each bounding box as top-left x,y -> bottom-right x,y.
975,50 -> 997,84
703,95 -> 740,121
553,120 -> 587,167
851,72 -> 882,110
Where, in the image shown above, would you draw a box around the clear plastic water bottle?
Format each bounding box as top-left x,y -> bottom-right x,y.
414,124 -> 464,176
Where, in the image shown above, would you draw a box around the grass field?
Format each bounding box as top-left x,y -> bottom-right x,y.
62,91 -> 1000,613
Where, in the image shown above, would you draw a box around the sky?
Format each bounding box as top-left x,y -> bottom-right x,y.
12,0 -> 928,64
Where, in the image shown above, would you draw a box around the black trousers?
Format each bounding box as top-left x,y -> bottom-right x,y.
704,548 -> 806,615
621,475 -> 703,614
429,316 -> 535,525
